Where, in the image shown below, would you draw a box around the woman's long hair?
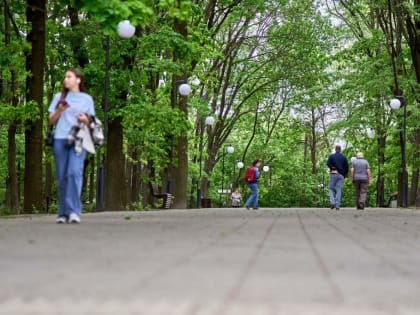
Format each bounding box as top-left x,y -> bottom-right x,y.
60,68 -> 86,98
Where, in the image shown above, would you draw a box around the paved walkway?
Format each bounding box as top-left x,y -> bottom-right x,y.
1,207 -> 420,314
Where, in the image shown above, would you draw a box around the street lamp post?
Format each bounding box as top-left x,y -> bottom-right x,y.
235,161 -> 244,187
197,115 -> 215,208
390,96 -> 408,208
219,145 -> 234,207
263,165 -> 270,205
96,20 -> 135,211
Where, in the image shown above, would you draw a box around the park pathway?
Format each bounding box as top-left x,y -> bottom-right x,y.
1,207 -> 420,314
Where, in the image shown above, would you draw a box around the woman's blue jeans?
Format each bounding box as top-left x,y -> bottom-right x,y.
53,139 -> 86,217
245,183 -> 258,209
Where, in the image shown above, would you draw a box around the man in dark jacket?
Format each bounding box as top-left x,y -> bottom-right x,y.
327,145 -> 349,210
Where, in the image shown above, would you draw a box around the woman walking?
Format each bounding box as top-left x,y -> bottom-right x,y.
48,69 -> 95,223
244,159 -> 261,210
231,188 -> 242,207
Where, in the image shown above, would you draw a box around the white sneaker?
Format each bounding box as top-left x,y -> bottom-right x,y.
56,216 -> 67,224
69,213 -> 81,224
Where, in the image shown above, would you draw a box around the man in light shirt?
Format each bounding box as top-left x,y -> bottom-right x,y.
351,152 -> 372,210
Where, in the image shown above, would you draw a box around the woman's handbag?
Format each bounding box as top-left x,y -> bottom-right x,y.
45,95 -> 67,147
45,125 -> 55,147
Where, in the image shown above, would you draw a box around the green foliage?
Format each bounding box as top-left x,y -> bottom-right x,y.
121,93 -> 191,167
158,0 -> 193,21
0,0 -> 417,211
0,101 -> 40,124
67,0 -> 155,32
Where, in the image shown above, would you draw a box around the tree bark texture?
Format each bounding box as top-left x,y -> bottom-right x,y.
377,133 -> 386,206
403,0 -> 420,206
24,0 -> 45,213
172,16 -> 189,209
4,2 -> 20,212
105,116 -> 126,210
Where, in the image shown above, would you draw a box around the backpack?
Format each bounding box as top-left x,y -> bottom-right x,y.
244,166 -> 255,183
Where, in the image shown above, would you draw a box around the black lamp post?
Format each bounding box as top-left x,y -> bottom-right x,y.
96,20 -> 135,211
263,165 -> 270,205
235,161 -> 244,187
219,145 -> 234,207
197,115 -> 215,208
95,36 -> 109,211
322,167 -> 326,206
390,96 -> 408,208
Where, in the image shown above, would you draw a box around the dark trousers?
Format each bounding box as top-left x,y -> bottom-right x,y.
353,180 -> 368,207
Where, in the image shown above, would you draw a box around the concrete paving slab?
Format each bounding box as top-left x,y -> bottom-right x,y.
1,207 -> 420,314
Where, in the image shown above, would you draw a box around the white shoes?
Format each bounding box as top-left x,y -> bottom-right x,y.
57,214 -> 81,224
69,213 -> 81,224
56,216 -> 67,224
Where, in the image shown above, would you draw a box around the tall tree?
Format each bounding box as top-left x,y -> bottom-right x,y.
24,0 -> 45,212
3,0 -> 21,212
327,0 -> 405,206
399,0 -> 420,206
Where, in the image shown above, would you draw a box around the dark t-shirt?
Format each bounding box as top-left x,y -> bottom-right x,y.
327,152 -> 349,177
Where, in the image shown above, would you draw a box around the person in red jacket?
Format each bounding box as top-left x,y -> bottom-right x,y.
244,159 -> 261,210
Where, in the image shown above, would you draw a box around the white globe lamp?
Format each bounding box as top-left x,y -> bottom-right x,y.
205,116 -> 215,126
178,83 -> 191,96
263,165 -> 269,172
226,146 -> 234,154
191,77 -> 201,86
366,128 -> 375,139
117,20 -> 135,39
390,98 -> 401,110
237,161 -> 244,169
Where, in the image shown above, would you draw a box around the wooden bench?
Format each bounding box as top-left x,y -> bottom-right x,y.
385,192 -> 398,207
149,181 -> 173,209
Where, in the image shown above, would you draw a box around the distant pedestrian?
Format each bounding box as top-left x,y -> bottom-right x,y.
231,188 -> 242,207
244,159 -> 261,210
351,152 -> 371,210
48,69 -> 96,224
327,145 -> 349,210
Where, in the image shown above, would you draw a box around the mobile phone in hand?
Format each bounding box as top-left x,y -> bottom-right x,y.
59,100 -> 69,107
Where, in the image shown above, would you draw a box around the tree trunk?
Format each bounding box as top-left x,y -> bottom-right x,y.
410,168 -> 419,206
24,0 -> 45,213
81,156 -> 95,204
88,156 -> 95,204
201,156 -> 217,201
68,6 -> 89,68
404,0 -> 420,206
4,2 -> 19,212
130,148 -> 141,205
6,121 -> 19,212
172,16 -> 189,209
105,116 -> 125,210
126,147 -> 133,206
377,132 -> 386,206
404,0 -> 420,84
172,100 -> 189,209
126,145 -> 141,207
409,131 -> 420,206
310,109 -> 317,176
